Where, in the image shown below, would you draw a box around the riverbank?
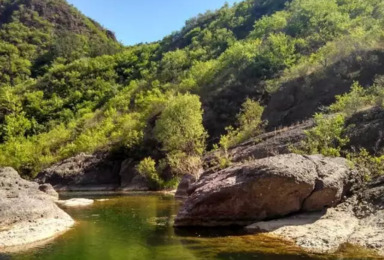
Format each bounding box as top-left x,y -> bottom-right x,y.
0,168 -> 75,251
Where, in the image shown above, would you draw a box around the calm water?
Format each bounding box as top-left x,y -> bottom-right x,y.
3,194 -> 378,260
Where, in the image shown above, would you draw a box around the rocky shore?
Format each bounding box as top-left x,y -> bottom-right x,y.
0,168 -> 74,251
174,153 -> 384,256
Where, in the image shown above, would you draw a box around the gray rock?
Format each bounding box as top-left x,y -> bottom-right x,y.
246,208 -> 359,254
119,159 -> 149,191
175,174 -> 197,199
39,184 -> 59,201
204,121 -> 313,172
229,121 -> 313,162
175,154 -> 355,227
0,168 -> 74,250
244,174 -> 384,256
36,152 -> 121,188
345,107 -> 384,154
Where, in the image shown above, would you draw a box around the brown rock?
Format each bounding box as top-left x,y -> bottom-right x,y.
175,154 -> 355,227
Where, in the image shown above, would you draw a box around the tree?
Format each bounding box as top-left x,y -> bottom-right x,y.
154,93 -> 206,156
0,42 -> 31,86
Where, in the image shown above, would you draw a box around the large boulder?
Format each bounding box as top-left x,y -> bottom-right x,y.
0,168 -> 74,249
245,176 -> 384,255
174,154 -> 356,227
36,152 -> 121,191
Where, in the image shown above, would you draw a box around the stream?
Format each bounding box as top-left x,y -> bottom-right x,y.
6,194 -> 375,260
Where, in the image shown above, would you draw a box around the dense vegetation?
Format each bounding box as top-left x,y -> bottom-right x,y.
1,0 -> 384,185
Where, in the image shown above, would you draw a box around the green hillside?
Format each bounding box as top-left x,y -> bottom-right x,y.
0,0 -> 384,183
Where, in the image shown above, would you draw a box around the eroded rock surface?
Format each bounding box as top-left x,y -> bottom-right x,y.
36,152 -> 121,191
119,159 -> 149,191
0,168 -> 74,250
175,154 -> 355,227
175,174 -> 197,199
246,176 -> 384,255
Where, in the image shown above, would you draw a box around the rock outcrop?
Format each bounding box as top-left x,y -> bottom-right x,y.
174,154 -> 356,227
119,159 -> 150,191
246,176 -> 384,255
227,121 -> 313,163
0,168 -> 74,250
175,174 -> 197,199
35,152 -> 121,191
345,107 -> 384,153
204,121 -> 313,173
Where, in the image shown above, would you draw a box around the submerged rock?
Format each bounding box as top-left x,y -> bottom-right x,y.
175,154 -> 356,227
0,168 -> 74,250
57,198 -> 94,207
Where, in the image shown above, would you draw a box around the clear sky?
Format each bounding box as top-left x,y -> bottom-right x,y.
66,0 -> 238,46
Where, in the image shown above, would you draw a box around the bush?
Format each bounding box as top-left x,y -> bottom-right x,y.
166,152 -> 202,177
291,113 -> 349,157
371,75 -> 384,108
347,148 -> 384,179
329,82 -> 369,116
219,99 -> 265,150
136,157 -> 162,189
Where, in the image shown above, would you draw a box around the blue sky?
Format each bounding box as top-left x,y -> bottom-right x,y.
66,0 -> 238,46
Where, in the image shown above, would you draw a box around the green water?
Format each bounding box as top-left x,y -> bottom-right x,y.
4,195 -> 377,260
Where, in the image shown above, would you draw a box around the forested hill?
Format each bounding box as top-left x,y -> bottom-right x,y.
0,0 -> 120,80
1,0 -> 384,181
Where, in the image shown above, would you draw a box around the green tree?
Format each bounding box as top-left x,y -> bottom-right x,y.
292,113 -> 349,157
154,93 -> 206,156
220,99 -> 265,150
0,42 -> 31,86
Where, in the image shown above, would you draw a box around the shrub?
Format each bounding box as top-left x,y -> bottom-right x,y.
329,82 -> 369,116
371,75 -> 384,108
219,99 -> 265,150
166,152 -> 202,177
136,157 -> 162,189
291,113 -> 349,157
347,148 -> 384,179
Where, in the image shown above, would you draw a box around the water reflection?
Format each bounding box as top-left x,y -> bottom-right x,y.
7,195 -> 381,260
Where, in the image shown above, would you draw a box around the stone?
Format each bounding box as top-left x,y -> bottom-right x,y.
35,152 -> 121,190
175,174 -> 197,199
119,159 -> 149,191
39,184 -> 59,201
246,208 -> 359,253
0,168 -> 74,250
175,154 -> 355,227
57,198 -> 94,207
245,175 -> 384,255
